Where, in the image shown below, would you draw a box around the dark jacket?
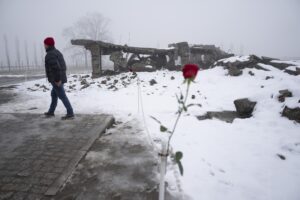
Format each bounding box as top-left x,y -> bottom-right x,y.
45,46 -> 67,83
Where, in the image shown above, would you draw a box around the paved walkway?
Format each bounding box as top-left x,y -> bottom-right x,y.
0,86 -> 18,106
54,120 -> 162,200
0,113 -> 114,200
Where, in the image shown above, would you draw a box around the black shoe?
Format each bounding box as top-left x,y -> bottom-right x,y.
44,112 -> 55,117
61,114 -> 74,120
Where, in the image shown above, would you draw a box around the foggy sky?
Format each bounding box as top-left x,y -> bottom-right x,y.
0,0 -> 300,66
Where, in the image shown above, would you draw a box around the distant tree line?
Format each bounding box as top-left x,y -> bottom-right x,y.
1,12 -> 112,72
1,34 -> 45,72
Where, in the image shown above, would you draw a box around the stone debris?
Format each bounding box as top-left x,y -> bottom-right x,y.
278,89 -> 293,102
149,79 -> 158,86
282,106 -> 300,123
277,154 -> 286,160
100,80 -> 107,84
265,76 -> 274,80
228,65 -> 243,76
234,98 -> 257,118
197,111 -> 238,123
248,71 -> 255,76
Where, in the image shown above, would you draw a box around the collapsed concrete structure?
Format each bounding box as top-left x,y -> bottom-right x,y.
71,39 -> 232,78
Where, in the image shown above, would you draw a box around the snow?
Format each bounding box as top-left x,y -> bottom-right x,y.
85,150 -> 111,164
1,64 -> 300,200
0,74 -> 43,78
286,66 -> 300,71
166,46 -> 175,50
271,60 -> 300,66
145,65 -> 153,69
0,75 -> 26,77
219,56 -> 250,63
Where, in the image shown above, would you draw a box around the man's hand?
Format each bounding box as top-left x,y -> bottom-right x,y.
55,80 -> 62,87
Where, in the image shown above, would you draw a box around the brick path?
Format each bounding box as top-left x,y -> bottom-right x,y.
0,113 -> 114,200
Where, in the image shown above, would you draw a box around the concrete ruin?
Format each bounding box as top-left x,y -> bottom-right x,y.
71,39 -> 232,78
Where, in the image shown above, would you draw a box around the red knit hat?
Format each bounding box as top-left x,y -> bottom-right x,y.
44,37 -> 55,46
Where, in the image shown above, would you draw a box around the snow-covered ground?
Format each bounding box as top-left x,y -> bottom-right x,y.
1,61 -> 300,200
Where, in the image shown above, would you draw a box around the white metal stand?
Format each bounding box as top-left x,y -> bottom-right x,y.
159,142 -> 168,200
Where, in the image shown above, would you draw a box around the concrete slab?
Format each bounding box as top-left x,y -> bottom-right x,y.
0,113 -> 114,199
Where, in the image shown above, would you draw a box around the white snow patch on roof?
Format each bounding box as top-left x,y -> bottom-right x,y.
286,66 -> 300,71
271,60 -> 300,65
219,55 -> 250,63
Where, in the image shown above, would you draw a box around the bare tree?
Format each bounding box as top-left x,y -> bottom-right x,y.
63,12 -> 111,41
63,12 -> 112,69
15,36 -> 21,69
33,42 -> 38,68
229,42 -> 235,54
24,40 -> 30,69
40,45 -> 45,68
0,61 -> 3,70
239,44 -> 244,56
3,35 -> 11,71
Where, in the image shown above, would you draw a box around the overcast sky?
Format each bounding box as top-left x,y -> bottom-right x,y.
0,0 -> 300,66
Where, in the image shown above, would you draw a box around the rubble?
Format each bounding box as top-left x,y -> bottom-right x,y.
234,98 -> 257,118
71,39 -> 232,77
278,89 -> 293,102
282,106 -> 300,123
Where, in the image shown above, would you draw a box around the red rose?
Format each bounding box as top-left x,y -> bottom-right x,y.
182,64 -> 199,80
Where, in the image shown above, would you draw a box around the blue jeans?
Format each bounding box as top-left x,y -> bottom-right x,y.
48,83 -> 74,115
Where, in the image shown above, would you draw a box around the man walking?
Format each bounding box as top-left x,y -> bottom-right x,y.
43,37 -> 74,120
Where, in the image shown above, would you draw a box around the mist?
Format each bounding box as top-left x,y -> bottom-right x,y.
0,0 -> 300,68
